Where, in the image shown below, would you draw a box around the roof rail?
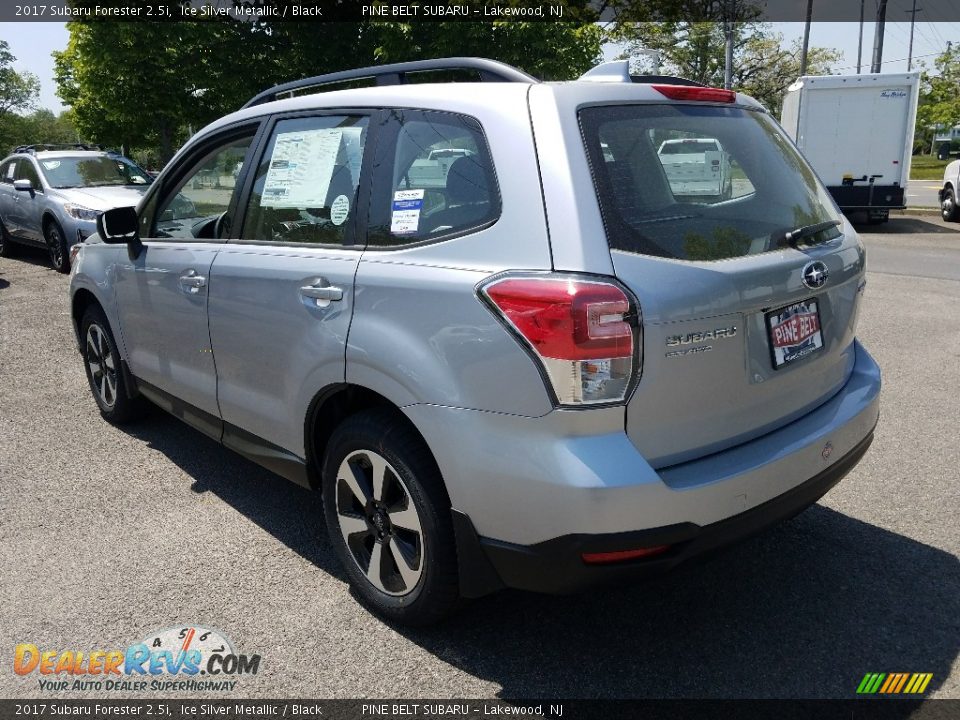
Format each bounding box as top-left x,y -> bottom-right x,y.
13,143 -> 103,154
242,57 -> 538,109
578,60 -> 705,87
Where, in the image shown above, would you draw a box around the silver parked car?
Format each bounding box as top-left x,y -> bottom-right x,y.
69,59 -> 881,625
0,145 -> 152,272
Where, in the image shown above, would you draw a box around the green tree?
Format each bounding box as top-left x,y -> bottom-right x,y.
54,21 -> 260,163
0,39 -> 40,118
235,20 -> 601,94
609,22 -> 840,115
369,22 -> 602,80
916,45 -> 960,154
54,19 -> 602,164
0,109 -> 77,152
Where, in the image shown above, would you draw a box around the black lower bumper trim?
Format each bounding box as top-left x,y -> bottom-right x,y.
828,184 -> 905,210
471,429 -> 875,595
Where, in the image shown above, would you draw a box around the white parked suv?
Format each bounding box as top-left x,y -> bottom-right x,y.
70,58 -> 880,625
941,158 -> 960,222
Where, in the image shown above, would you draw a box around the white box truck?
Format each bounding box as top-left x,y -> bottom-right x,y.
780,72 -> 920,222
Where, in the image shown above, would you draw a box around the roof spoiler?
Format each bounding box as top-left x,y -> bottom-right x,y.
578,60 -> 705,87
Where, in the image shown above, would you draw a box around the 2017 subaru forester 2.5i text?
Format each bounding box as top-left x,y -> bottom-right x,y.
69,58 -> 881,625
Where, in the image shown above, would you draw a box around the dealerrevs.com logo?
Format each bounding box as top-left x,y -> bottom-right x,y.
14,626 -> 261,692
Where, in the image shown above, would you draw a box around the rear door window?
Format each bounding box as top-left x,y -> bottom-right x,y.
579,104 -> 841,261
368,110 -> 500,246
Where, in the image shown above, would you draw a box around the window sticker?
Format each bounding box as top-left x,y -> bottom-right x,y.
390,189 -> 424,234
330,194 -> 350,226
6,164 -> 16,179
42,160 -> 61,170
262,128 -> 343,209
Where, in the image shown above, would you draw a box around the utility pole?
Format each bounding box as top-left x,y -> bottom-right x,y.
871,0 -> 888,73
857,0 -> 864,74
906,0 -> 921,71
724,0 -> 735,89
800,0 -> 814,76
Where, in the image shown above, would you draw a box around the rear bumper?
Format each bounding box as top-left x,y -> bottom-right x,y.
405,341 -> 880,597
468,427 -> 873,595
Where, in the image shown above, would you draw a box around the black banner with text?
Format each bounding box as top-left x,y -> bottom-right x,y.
2,699 -> 960,720
3,0 -> 959,23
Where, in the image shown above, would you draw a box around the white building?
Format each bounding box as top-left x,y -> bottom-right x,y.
934,125 -> 960,142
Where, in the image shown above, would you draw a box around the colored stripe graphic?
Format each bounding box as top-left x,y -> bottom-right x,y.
914,673 -> 933,693
857,672 -> 933,694
878,674 -> 895,694
857,673 -> 885,694
893,673 -> 909,693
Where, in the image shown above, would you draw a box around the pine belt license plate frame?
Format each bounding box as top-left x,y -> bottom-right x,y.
765,298 -> 824,369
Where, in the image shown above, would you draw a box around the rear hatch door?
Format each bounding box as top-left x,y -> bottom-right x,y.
579,102 -> 866,468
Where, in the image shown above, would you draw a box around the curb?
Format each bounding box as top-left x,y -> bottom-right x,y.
896,208 -> 942,217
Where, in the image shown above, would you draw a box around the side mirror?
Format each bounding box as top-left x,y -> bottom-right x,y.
13,179 -> 33,193
96,206 -> 143,260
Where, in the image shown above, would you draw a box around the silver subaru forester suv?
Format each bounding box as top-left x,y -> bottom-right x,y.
69,58 -> 881,625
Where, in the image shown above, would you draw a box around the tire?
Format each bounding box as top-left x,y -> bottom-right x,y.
0,218 -> 17,258
45,218 -> 70,273
942,188 -> 960,222
322,408 -> 459,625
80,305 -> 147,424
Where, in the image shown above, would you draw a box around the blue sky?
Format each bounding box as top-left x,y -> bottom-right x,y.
2,21 -> 958,114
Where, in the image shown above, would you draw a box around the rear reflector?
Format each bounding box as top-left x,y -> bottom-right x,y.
652,85 -> 736,103
480,274 -> 640,406
581,545 -> 672,564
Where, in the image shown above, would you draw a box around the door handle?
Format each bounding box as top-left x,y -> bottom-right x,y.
179,269 -> 207,294
300,279 -> 343,308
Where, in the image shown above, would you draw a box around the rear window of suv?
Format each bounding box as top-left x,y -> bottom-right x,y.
579,104 -> 842,262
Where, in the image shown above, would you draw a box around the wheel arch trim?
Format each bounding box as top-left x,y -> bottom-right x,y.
303,382 -> 442,494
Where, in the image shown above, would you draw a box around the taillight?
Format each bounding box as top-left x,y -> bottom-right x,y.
652,85 -> 736,103
480,274 -> 641,406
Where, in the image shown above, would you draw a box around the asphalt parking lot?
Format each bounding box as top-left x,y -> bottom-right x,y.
905,179 -> 944,209
1,216 -> 958,700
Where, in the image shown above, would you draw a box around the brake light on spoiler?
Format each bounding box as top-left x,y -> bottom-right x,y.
652,85 -> 736,103
480,274 -> 641,406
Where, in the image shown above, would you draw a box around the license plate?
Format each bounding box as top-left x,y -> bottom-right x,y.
766,299 -> 824,369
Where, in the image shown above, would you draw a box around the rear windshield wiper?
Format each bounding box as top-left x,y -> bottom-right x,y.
781,219 -> 841,247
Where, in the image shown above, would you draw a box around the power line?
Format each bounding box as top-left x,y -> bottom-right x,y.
911,20 -> 940,57
924,20 -> 946,48
909,17 -> 939,49
834,49 -> 941,72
